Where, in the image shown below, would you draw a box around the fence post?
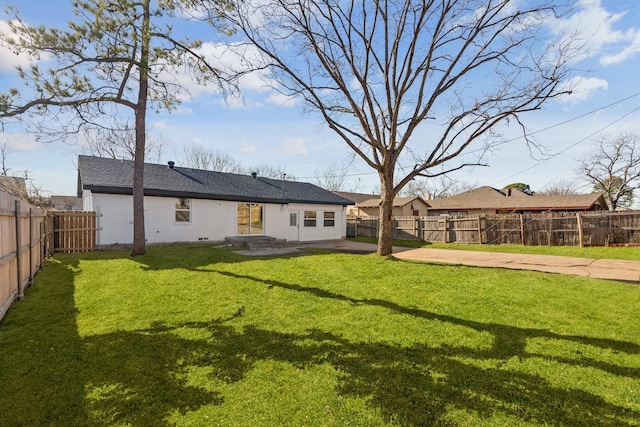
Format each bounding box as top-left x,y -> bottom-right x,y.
443,216 -> 448,243
14,200 -> 22,300
520,214 -> 525,245
40,220 -> 45,268
576,212 -> 584,247
477,217 -> 482,244
29,208 -> 33,287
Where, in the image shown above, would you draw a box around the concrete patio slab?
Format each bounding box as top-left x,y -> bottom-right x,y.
394,248 -> 640,284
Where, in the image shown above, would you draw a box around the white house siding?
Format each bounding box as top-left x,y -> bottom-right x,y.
287,203 -> 347,242
82,189 -> 93,211
85,192 -> 346,245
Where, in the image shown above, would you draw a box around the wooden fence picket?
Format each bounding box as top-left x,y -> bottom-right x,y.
347,211 -> 640,246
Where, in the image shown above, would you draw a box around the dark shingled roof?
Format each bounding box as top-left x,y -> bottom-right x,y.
77,155 -> 351,206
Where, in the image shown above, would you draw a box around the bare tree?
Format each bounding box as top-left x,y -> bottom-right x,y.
314,162 -> 361,192
578,132 -> 640,210
0,0 -> 233,256
83,120 -> 165,163
180,146 -> 244,173
21,170 -> 50,207
205,0 -> 579,255
0,138 -> 10,176
399,176 -> 476,199
538,179 -> 579,196
248,164 -> 290,180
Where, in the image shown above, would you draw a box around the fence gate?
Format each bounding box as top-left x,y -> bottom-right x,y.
48,211 -> 97,253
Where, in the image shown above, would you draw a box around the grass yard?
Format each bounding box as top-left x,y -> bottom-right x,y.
0,244 -> 639,426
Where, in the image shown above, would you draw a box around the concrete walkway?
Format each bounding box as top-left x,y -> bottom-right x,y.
393,248 -> 640,284
236,239 -> 640,284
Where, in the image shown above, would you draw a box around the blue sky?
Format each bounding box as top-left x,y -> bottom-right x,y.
1,0 -> 639,199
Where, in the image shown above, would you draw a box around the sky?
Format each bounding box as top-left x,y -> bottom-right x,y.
0,0 -> 639,200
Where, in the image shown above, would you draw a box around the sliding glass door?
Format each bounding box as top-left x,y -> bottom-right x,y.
237,203 -> 264,235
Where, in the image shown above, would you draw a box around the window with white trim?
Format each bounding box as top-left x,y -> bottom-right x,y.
175,198 -> 191,222
304,210 -> 316,227
323,211 -> 335,227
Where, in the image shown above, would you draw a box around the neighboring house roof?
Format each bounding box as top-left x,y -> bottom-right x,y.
357,196 -> 431,208
77,155 -> 352,206
333,191 -> 380,204
0,176 -> 28,200
427,186 -> 607,211
51,195 -> 83,211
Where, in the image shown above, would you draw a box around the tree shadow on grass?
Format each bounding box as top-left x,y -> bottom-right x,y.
203,269 -> 640,426
0,257 -> 223,427
2,253 -> 639,426
125,316 -> 639,427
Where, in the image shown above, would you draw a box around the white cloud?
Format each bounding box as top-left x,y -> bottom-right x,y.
559,76 -> 608,104
280,138 -> 308,156
0,20 -> 41,72
173,106 -> 193,116
4,132 -> 45,152
265,92 -> 297,107
241,144 -> 257,153
600,30 -> 640,65
168,40 -> 300,110
153,120 -> 174,131
552,0 -> 640,65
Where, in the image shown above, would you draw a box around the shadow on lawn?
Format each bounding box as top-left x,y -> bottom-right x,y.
208,270 -> 640,426
0,256 -> 221,427
1,251 -> 639,426
72,311 -> 640,426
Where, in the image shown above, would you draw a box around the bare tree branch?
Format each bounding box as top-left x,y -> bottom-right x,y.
578,132 -> 640,210
205,0 -> 579,255
0,0 -> 235,255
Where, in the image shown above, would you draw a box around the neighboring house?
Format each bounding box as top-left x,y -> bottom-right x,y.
350,196 -> 431,218
50,195 -> 83,211
77,155 -> 352,245
426,186 -> 608,215
0,176 -> 28,200
333,191 -> 380,216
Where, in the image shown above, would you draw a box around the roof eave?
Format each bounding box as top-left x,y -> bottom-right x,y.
83,185 -> 347,206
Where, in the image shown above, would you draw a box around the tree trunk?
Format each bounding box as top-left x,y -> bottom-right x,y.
131,1 -> 151,257
377,169 -> 395,256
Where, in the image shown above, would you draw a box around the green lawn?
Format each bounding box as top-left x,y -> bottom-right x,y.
351,236 -> 640,260
0,244 -> 639,426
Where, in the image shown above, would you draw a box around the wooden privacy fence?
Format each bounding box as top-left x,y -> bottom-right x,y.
46,211 -> 97,253
0,191 -> 47,322
1,190 -> 97,322
347,211 -> 640,247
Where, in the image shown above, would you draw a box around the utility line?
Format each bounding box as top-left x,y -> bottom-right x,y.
296,92 -> 640,182
495,103 -> 640,188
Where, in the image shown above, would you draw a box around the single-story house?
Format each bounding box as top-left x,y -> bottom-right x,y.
426,186 -> 608,215
345,195 -> 431,218
77,155 -> 352,245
